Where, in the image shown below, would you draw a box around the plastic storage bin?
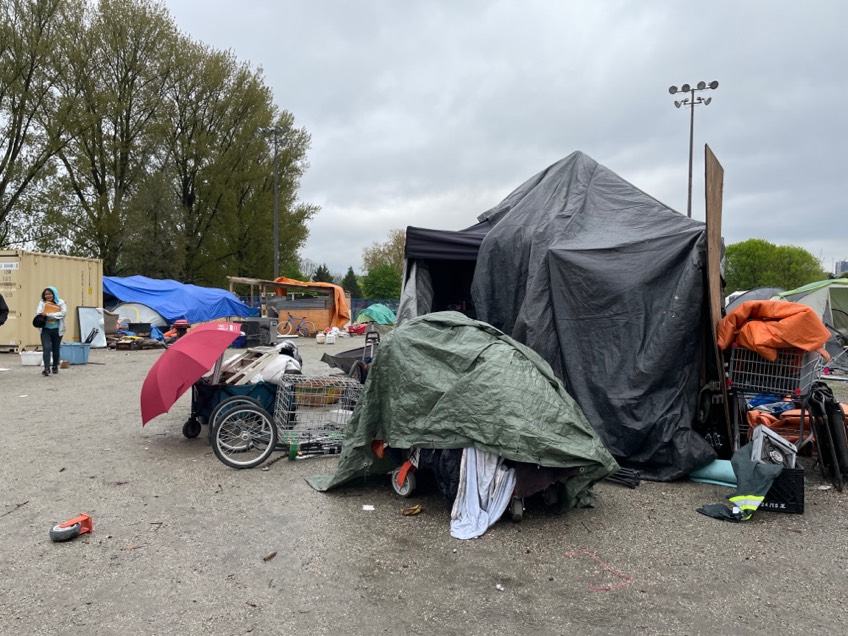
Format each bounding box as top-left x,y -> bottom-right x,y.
60,342 -> 90,365
20,351 -> 42,366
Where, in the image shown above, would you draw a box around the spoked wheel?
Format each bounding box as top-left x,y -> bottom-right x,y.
208,396 -> 264,444
212,405 -> 277,469
391,467 -> 416,497
297,321 -> 316,338
278,321 -> 294,336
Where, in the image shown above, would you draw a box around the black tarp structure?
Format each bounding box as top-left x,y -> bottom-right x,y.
470,151 -> 716,480
396,221 -> 492,324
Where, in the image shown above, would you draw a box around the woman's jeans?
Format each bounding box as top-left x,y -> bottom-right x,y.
41,328 -> 62,370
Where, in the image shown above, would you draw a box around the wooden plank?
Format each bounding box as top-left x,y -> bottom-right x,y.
223,348 -> 279,385
704,144 -> 735,448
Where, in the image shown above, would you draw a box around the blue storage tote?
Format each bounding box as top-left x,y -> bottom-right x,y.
60,342 -> 90,365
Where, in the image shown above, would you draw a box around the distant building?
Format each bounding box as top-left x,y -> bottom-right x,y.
836,260 -> 848,276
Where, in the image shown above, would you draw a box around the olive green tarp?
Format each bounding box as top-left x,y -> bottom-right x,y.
307,312 -> 618,509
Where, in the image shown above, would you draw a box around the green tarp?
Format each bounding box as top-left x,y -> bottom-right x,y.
356,303 -> 396,325
307,312 -> 618,509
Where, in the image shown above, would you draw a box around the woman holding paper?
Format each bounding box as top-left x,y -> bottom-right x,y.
36,286 -> 67,376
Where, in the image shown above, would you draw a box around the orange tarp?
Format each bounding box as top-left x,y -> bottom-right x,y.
273,277 -> 350,329
717,300 -> 830,361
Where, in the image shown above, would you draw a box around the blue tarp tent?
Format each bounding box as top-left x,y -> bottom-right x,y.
103,275 -> 255,324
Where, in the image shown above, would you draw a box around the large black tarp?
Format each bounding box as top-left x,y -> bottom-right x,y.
471,151 -> 716,480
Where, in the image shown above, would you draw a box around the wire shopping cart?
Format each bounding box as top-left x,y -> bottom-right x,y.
209,374 -> 362,469
726,345 -> 825,450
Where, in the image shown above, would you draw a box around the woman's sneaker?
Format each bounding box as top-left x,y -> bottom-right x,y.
42,369 -> 50,377
52,366 -> 59,374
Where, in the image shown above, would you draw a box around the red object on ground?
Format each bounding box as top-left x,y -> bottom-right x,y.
347,323 -> 367,335
140,322 -> 243,425
58,513 -> 93,535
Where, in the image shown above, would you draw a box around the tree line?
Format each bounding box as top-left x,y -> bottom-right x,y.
0,0 -> 316,286
304,228 -> 405,299
723,238 -> 835,294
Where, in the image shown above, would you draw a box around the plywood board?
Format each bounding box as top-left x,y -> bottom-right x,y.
705,144 -> 735,447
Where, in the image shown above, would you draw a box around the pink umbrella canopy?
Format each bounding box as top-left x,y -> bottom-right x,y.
140,322 -> 243,425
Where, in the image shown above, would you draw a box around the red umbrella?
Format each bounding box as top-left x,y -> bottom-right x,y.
140,322 -> 243,425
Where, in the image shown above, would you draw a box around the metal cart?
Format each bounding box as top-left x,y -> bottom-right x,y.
209,374 -> 362,469
726,345 -> 824,451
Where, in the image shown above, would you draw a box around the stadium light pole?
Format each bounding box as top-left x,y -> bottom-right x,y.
256,125 -> 289,279
669,80 -> 718,218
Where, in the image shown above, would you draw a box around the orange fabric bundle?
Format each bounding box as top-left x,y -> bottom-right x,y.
717,300 -> 830,361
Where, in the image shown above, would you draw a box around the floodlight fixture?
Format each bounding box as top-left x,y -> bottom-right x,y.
668,79 -> 719,218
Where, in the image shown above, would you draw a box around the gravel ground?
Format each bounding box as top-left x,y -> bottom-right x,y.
1,337 -> 847,635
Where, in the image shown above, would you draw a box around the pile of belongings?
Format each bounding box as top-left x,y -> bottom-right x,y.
745,389 -> 848,445
307,311 -> 618,539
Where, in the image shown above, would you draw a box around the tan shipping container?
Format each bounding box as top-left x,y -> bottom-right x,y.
0,250 -> 103,352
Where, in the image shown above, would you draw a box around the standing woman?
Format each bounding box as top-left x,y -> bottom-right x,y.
36,286 -> 67,376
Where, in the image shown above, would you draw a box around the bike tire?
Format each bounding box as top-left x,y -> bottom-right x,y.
278,321 -> 294,336
297,321 -> 316,338
212,405 -> 277,469
208,395 -> 265,443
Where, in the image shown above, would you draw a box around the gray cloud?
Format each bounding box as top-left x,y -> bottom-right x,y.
165,0 -> 848,276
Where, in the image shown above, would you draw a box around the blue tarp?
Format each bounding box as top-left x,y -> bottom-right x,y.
103,275 -> 254,324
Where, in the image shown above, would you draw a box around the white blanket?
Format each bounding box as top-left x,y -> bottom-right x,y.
450,448 -> 516,540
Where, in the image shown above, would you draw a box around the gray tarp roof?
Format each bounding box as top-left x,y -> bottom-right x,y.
308,312 -> 618,509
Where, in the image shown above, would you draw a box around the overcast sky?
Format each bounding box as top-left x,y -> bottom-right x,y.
163,1 -> 848,276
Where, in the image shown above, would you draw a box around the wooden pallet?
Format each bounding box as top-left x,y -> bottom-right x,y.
217,347 -> 279,385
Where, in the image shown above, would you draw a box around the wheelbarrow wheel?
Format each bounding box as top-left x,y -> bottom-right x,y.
391,468 -> 416,497
49,522 -> 81,542
182,418 -> 202,439
212,405 -> 277,469
349,360 -> 368,384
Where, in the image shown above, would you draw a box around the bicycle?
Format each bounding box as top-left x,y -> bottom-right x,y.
277,312 -> 316,337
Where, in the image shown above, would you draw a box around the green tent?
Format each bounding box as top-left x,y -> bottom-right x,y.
355,303 -> 396,325
778,279 -> 848,336
307,312 -> 618,510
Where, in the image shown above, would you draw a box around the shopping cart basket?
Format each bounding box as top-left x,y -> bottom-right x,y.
210,375 -> 362,469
